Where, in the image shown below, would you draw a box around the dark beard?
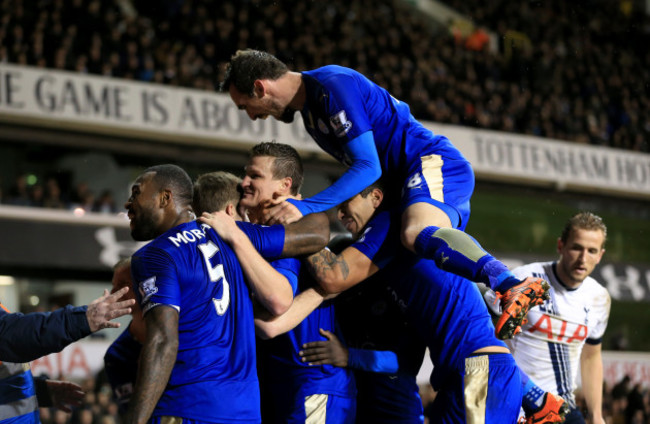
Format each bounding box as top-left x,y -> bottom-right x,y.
130,216 -> 158,241
278,107 -> 296,123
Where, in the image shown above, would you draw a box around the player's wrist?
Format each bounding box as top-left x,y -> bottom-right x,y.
229,229 -> 251,249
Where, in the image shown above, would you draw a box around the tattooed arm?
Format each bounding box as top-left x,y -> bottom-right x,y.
124,306 -> 178,424
306,246 -> 379,294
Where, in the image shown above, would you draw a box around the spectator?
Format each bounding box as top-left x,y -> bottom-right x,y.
5,174 -> 31,206
626,383 -> 646,423
29,183 -> 45,207
43,177 -> 67,210
612,375 -> 631,401
93,190 -> 117,214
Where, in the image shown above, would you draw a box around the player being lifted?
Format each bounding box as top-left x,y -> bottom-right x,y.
221,49 -> 548,339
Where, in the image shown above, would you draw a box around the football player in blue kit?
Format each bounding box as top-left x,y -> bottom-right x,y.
221,49 -> 548,340
301,182 -> 524,423
300,271 -> 428,424
211,142 -> 356,424
122,164 -> 330,424
192,170 -> 299,317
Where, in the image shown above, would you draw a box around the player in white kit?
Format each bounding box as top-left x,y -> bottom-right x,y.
507,212 -> 610,424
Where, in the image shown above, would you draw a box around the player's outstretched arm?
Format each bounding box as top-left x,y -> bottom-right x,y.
280,212 -> 330,257
199,211 -> 330,258
255,287 -> 331,339
0,288 -> 134,363
124,306 -> 178,424
264,131 -> 381,225
299,328 -> 349,367
299,329 -> 399,373
198,211 -> 294,316
306,246 -> 379,294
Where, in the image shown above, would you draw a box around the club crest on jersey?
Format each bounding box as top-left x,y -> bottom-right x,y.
358,226 -> 372,243
330,110 -> 352,137
139,276 -> 158,303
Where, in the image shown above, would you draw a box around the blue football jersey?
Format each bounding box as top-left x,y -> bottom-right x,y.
336,274 -> 426,423
104,326 -> 141,415
301,66 -> 466,181
259,269 -> 356,422
351,212 -> 506,390
131,220 -> 285,423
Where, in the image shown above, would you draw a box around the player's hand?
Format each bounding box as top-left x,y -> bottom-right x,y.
199,211 -> 242,244
262,196 -> 303,225
299,328 -> 348,368
86,288 -> 135,332
46,380 -> 84,413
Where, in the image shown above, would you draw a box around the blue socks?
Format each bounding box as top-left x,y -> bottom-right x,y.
520,370 -> 546,413
414,226 -> 518,291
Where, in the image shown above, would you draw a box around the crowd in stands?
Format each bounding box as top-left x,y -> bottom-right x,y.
595,375 -> 650,424
1,172 -> 117,213
0,0 -> 647,152
33,370 -> 650,424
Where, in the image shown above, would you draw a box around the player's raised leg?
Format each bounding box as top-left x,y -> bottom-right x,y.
399,156 -> 548,339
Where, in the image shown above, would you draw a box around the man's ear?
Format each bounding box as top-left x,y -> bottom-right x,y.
272,177 -> 292,198
225,203 -> 236,218
253,80 -> 265,98
160,189 -> 172,207
281,177 -> 292,194
371,188 -> 384,208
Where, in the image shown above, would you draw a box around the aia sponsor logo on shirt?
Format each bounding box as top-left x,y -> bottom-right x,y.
330,110 -> 352,137
527,313 -> 588,344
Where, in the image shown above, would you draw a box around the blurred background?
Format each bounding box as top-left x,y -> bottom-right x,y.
0,0 -> 649,422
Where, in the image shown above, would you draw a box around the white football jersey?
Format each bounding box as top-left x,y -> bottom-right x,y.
508,261 -> 610,407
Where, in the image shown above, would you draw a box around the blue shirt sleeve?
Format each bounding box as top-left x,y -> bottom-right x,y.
270,258 -> 301,295
347,347 -> 399,374
131,247 -> 181,315
235,222 -> 285,259
287,131 -> 382,216
0,303 -> 91,363
351,211 -> 398,269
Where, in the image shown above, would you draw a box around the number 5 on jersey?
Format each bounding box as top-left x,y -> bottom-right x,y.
198,242 -> 230,315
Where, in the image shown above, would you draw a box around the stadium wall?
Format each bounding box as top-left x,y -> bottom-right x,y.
1,63 -> 649,200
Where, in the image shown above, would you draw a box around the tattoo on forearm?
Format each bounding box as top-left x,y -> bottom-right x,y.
309,250 -> 350,280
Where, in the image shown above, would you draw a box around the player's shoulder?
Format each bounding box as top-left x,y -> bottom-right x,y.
134,222 -> 204,262
305,65 -> 364,88
579,275 -> 611,301
357,210 -> 393,244
307,64 -> 358,78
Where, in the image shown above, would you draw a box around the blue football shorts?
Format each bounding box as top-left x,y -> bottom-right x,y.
279,393 -> 356,424
427,353 -> 523,424
400,154 -> 475,231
